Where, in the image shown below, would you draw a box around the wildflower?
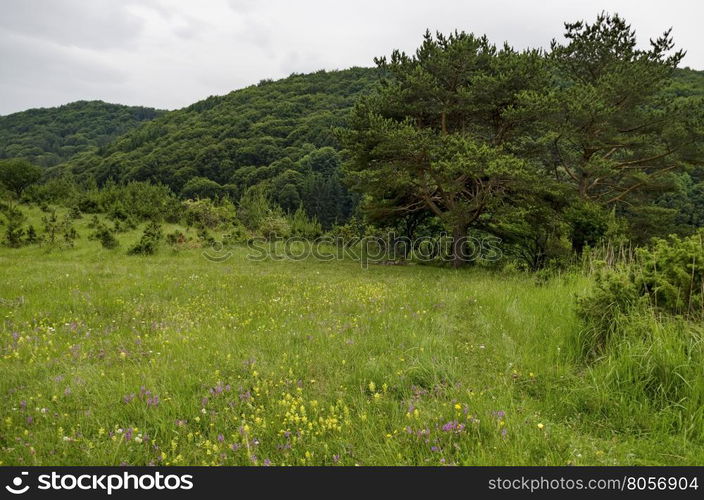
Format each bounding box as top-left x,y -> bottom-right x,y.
442,421 -> 457,432
537,423 -> 544,430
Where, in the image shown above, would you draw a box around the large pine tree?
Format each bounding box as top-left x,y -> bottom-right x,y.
342,31 -> 549,267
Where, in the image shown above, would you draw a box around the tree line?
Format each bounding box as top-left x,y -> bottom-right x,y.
1,13 -> 703,268
341,13 -> 704,267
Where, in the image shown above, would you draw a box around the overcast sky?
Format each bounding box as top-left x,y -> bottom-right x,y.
1,0 -> 702,115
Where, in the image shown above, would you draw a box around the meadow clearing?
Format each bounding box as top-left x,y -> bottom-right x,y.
0,209 -> 702,466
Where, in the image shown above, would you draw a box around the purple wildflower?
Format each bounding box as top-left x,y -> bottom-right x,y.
442,421 -> 458,432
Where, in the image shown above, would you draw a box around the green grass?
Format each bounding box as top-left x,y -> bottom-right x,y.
1,209 -> 703,465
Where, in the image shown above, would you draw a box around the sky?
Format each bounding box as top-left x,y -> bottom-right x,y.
1,0 -> 702,115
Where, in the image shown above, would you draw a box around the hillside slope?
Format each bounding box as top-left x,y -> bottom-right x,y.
0,101 -> 164,167
58,67 -> 378,226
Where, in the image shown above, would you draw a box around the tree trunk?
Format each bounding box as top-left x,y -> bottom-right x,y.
451,222 -> 469,269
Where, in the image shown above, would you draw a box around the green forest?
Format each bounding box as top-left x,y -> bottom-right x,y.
0,100 -> 164,167
1,13 -> 704,466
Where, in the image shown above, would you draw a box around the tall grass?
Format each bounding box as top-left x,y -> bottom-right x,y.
0,207 -> 702,465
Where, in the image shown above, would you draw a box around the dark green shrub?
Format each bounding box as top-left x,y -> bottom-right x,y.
4,218 -> 25,248
259,214 -> 291,240
290,205 -> 322,239
197,228 -> 215,246
222,223 -> 249,246
68,205 -> 83,220
576,229 -> 704,359
128,222 -> 163,255
63,225 -> 78,248
25,225 -> 39,244
108,201 -> 130,221
636,231 -> 704,316
87,215 -> 100,229
564,202 -> 610,254
166,230 -> 188,247
183,198 -> 234,229
41,210 -> 77,249
113,217 -> 137,233
90,223 -> 119,249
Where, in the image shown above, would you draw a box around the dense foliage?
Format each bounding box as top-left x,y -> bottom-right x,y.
0,15 -> 702,259
2,13 -> 704,466
344,15 -> 704,267
55,68 -> 376,228
0,101 -> 163,167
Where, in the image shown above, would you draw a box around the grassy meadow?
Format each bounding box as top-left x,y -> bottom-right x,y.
1,208 -> 702,466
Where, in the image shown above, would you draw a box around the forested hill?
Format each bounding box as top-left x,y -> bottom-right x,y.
0,101 -> 164,167
11,66 -> 704,228
56,67 -> 378,227
669,67 -> 704,97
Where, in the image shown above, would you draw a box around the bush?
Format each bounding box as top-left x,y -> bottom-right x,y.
237,186 -> 271,230
68,205 -> 83,220
290,205 -> 322,239
259,214 -> 291,240
23,176 -> 81,206
183,198 -> 234,229
25,225 -> 39,244
636,231 -> 704,316
574,231 -> 704,436
63,225 -> 78,248
41,210 -> 78,249
197,228 -> 215,246
4,217 -> 25,248
86,181 -> 181,222
166,230 -> 188,247
128,222 -> 163,255
579,229 -> 703,314
90,222 -> 120,249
